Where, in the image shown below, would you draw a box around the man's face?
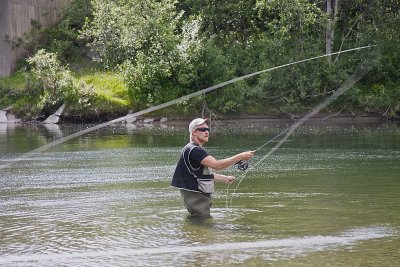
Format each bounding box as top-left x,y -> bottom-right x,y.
193,122 -> 210,143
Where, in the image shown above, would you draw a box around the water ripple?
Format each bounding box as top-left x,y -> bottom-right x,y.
0,226 -> 396,266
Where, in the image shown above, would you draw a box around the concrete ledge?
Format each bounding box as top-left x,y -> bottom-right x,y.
0,107 -> 21,123
0,110 -> 7,123
43,103 -> 65,124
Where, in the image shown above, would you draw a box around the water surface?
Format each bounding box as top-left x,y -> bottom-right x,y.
1,120 -> 399,266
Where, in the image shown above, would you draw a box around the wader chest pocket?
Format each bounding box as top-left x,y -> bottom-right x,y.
197,179 -> 214,193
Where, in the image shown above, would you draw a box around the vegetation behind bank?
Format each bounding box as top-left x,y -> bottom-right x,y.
0,0 -> 399,121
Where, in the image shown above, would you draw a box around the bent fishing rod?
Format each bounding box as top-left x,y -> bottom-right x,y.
226,57 -> 377,210
1,45 -> 377,170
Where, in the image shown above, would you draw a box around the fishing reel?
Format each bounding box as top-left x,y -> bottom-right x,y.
235,160 -> 249,171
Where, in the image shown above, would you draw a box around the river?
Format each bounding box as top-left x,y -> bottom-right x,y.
1,119 -> 399,266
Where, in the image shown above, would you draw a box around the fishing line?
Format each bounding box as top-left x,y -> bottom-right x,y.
0,45 -> 377,170
225,58 -> 376,210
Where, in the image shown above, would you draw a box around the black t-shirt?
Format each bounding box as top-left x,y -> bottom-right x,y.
171,142 -> 210,192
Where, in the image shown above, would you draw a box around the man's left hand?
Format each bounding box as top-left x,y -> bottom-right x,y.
225,176 -> 236,185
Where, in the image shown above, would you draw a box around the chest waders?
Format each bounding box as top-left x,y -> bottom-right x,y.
181,142 -> 214,217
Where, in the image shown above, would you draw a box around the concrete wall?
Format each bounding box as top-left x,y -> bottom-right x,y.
0,0 -> 72,77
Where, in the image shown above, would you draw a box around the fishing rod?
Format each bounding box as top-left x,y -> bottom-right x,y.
234,128 -> 290,171
0,45 -> 377,170
225,57 -> 377,210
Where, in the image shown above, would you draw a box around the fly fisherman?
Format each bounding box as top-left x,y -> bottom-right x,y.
171,118 -> 255,218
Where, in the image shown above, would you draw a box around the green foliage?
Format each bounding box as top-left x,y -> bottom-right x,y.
82,0 -> 182,67
3,0 -> 400,120
22,50 -> 129,120
179,0 -> 262,43
0,72 -> 48,119
26,49 -> 74,111
23,0 -> 93,63
256,0 -> 326,43
329,1 -> 400,117
83,0 -> 203,108
187,0 -> 400,117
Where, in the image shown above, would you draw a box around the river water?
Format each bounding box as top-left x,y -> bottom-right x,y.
1,120 -> 399,266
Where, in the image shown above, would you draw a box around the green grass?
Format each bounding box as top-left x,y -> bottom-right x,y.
75,70 -> 130,107
0,72 -> 26,90
1,69 -> 131,107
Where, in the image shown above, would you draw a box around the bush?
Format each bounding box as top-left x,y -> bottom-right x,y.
26,49 -> 74,112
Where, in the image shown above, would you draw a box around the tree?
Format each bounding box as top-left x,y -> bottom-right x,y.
27,49 -> 74,108
82,0 -> 399,116
325,0 -> 339,62
82,0 -> 203,108
332,0 -> 400,117
178,0 -> 261,43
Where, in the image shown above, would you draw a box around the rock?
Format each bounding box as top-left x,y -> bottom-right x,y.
6,113 -> 21,123
0,107 -> 21,123
143,123 -> 154,128
143,118 -> 154,123
160,117 -> 168,123
0,110 -> 7,123
126,124 -> 137,133
126,116 -> 137,124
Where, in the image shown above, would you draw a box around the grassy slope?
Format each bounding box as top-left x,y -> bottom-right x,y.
75,70 -> 130,107
0,69 -> 131,115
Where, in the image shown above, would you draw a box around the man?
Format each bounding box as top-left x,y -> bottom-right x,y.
171,118 -> 255,217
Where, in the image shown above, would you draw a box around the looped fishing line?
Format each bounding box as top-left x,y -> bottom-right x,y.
225,58 -> 376,211
225,127 -> 291,211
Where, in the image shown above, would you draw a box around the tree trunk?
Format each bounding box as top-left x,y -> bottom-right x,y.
326,0 -> 339,63
326,0 -> 333,62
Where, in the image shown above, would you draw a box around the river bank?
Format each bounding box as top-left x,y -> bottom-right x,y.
2,112 -> 398,126
50,112 -> 400,125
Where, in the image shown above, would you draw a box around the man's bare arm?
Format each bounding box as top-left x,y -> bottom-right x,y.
201,151 -> 255,171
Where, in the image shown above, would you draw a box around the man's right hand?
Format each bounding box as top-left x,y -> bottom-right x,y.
239,151 -> 255,161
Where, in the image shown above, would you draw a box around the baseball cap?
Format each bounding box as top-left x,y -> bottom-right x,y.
188,118 -> 210,132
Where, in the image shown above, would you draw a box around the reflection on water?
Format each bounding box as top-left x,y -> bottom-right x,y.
0,121 -> 399,266
42,123 -> 63,138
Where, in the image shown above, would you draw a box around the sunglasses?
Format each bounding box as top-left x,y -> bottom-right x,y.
195,127 -> 210,132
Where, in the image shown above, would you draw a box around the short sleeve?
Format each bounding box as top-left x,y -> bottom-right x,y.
189,146 -> 209,169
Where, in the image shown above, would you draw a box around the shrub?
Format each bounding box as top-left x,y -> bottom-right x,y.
26,49 -> 74,112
